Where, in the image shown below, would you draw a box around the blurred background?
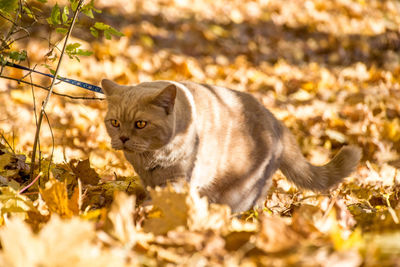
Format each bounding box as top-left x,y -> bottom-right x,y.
1,0 -> 400,178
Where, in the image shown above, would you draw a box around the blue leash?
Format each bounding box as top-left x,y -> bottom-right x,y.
4,61 -> 104,94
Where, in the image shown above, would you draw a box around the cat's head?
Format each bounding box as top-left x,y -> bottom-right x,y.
101,79 -> 177,153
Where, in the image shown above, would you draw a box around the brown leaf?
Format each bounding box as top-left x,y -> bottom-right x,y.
70,159 -> 100,185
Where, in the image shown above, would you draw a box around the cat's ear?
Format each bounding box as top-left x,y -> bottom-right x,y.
101,79 -> 123,96
151,84 -> 177,115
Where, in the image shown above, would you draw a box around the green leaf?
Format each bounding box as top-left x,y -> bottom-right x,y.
56,27 -> 68,34
36,0 -> 47,3
66,43 -> 81,52
107,27 -> 124,37
104,30 -> 112,40
42,64 -> 56,75
94,22 -> 109,30
47,3 -> 61,25
94,22 -> 124,39
0,0 -> 18,13
76,49 -> 93,56
32,6 -> 43,13
9,50 -> 27,62
81,6 -> 93,18
62,6 -> 69,24
22,5 -> 36,20
70,0 -> 79,12
90,27 -> 98,38
65,42 -> 92,61
81,0 -> 101,18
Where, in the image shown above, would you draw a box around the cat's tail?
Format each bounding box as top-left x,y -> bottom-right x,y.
279,126 -> 362,191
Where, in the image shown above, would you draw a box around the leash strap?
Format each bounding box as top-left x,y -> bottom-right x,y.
4,61 -> 104,94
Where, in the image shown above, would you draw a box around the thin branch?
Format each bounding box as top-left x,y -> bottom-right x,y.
29,0 -> 85,179
43,110 -> 54,179
21,63 -> 38,80
11,33 -> 30,43
0,12 -> 17,25
27,59 -> 41,181
0,132 -> 15,154
1,2 -> 21,51
0,75 -> 104,100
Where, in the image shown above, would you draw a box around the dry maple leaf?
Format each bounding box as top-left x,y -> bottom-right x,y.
255,214 -> 300,253
144,184 -> 231,235
0,149 -> 29,184
143,185 -> 189,235
0,216 -> 126,267
106,191 -> 138,246
187,188 -> 231,233
39,178 -> 80,218
0,186 -> 37,224
69,159 -> 100,185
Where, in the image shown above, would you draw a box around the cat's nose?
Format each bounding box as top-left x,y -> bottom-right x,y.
119,136 -> 129,143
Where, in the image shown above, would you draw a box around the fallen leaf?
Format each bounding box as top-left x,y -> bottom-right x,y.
0,216 -> 126,267
70,159 -> 100,185
106,191 -> 137,246
0,186 -> 42,225
255,214 -> 300,253
39,178 -> 79,218
143,185 -> 189,235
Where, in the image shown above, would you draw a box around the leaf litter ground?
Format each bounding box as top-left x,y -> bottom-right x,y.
1,0 -> 400,266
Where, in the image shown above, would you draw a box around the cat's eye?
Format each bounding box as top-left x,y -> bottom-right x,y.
110,119 -> 120,128
135,120 -> 147,129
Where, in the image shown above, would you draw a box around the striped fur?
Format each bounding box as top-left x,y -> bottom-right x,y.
102,79 -> 361,212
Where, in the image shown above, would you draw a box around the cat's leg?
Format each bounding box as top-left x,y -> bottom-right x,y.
144,164 -> 188,191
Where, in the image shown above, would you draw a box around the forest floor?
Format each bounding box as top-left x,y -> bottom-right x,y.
1,0 -> 400,266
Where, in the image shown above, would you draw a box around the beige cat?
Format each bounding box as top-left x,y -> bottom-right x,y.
102,79 -> 361,212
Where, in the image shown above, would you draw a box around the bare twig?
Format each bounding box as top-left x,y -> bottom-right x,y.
29,0 -> 85,179
27,58 -> 41,181
0,75 -> 104,100
27,60 -> 39,128
19,172 -> 42,194
0,2 -> 21,51
43,110 -> 54,179
0,132 -> 15,154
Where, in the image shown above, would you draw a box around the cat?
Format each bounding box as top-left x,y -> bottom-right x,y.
101,79 -> 361,212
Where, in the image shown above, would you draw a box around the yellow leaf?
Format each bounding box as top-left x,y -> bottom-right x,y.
0,187 -> 36,221
301,81 -> 316,92
255,214 -> 300,253
10,90 -> 32,105
39,178 -> 79,218
68,180 -> 81,215
0,216 -> 126,267
0,217 -> 43,267
0,153 -> 12,170
106,191 -> 137,246
143,185 -> 188,235
384,118 -> 400,142
144,184 -> 231,235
